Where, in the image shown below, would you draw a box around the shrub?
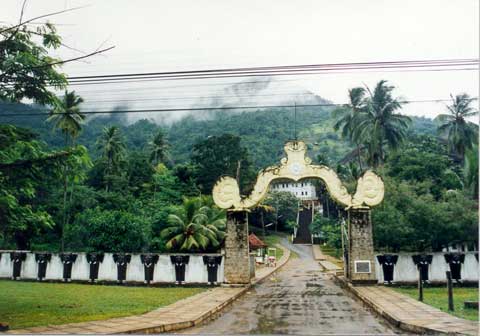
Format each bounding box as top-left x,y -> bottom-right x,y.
65,207 -> 150,252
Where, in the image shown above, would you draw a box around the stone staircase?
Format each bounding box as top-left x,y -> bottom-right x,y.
293,205 -> 312,244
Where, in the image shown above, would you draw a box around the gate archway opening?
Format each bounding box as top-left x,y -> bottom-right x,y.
212,140 -> 384,284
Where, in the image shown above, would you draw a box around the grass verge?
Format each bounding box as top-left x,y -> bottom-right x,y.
393,286 -> 479,321
0,280 -> 205,329
319,245 -> 344,269
263,234 -> 285,260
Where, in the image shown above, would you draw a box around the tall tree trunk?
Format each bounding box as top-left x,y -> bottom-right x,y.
62,170 -> 67,252
105,158 -> 111,192
61,133 -> 68,253
378,130 -> 385,167
261,211 -> 266,240
153,151 -> 158,201
236,160 -> 241,185
69,138 -> 76,204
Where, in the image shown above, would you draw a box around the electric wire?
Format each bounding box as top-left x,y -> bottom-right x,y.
1,98 -> 477,118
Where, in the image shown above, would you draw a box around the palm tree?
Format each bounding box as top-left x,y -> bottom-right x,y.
161,197 -> 225,251
332,87 -> 367,170
436,93 -> 478,162
47,91 -> 85,146
47,90 -> 85,252
149,130 -> 169,200
149,130 -> 168,166
96,126 -> 126,192
356,80 -> 411,167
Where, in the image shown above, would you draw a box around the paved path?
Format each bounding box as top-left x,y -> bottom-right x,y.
312,245 -> 343,273
349,284 -> 479,335
319,259 -> 342,272
180,241 -> 396,335
312,244 -> 326,260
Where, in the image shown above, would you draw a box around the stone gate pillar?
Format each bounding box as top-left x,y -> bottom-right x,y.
224,210 -> 251,284
347,207 -> 377,284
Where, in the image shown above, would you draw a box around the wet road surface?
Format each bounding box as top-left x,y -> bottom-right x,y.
179,241 -> 396,335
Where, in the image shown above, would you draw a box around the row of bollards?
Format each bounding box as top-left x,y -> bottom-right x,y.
418,270 -> 454,311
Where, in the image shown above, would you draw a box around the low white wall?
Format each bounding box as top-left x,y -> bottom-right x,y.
0,252 -> 224,284
374,252 -> 479,284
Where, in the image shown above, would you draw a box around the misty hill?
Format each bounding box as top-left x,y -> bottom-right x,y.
0,100 -> 437,169
123,76 -> 332,125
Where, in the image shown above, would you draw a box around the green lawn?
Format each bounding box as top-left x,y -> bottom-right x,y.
393,286 -> 479,321
319,245 -> 344,269
0,280 -> 205,329
263,234 -> 285,260
320,245 -> 342,259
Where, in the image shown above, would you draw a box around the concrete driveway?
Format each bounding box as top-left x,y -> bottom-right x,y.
180,240 -> 397,335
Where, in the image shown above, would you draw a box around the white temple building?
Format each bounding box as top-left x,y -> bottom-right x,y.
269,180 -> 317,200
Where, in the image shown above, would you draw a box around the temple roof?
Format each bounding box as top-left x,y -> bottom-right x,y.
249,233 -> 267,249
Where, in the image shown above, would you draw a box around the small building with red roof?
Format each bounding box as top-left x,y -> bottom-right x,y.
249,233 -> 267,250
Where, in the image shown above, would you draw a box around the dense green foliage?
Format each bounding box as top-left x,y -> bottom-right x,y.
0,102 -> 349,169
0,20 -> 477,254
1,99 -> 477,252
0,21 -> 67,105
262,191 -> 299,232
65,208 -> 150,252
310,215 -> 341,249
192,133 -> 256,194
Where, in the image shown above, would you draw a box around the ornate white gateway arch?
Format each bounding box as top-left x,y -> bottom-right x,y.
212,140 -> 385,284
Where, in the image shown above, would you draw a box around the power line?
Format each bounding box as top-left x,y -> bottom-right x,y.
75,96 -> 469,105
4,58 -> 470,87
63,66 -> 474,98
66,66 -> 478,86
1,98 -> 476,118
66,58 -> 478,81
4,58 -> 475,92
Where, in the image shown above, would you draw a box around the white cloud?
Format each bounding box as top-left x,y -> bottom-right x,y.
2,0 -> 478,119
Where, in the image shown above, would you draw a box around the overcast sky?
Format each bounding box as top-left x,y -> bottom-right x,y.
2,0 -> 479,120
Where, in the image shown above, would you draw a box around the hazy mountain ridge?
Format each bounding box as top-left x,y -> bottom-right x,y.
0,97 -> 437,169
0,77 -> 437,167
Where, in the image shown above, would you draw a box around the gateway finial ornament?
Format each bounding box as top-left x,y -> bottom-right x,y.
212,140 -> 384,210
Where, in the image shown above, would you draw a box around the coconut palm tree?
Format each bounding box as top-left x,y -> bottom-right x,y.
355,80 -> 411,167
436,93 -> 478,162
149,130 -> 169,200
47,91 -> 85,146
149,130 -> 168,166
96,126 -> 126,192
332,87 -> 367,170
47,90 -> 85,252
161,197 -> 225,251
